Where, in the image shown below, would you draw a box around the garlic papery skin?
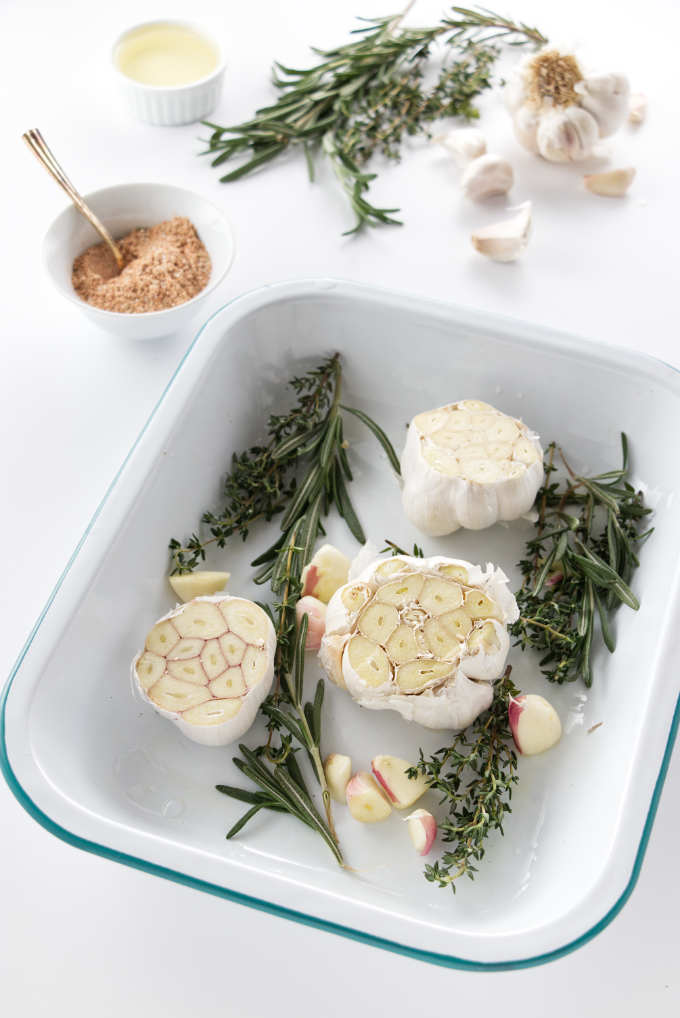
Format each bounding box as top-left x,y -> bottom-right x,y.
461,154 -> 514,200
319,555 -> 518,732
471,202 -> 532,263
132,595 -> 276,746
584,167 -> 636,197
505,48 -> 629,162
400,398 -> 543,537
437,127 -> 487,167
628,93 -> 647,125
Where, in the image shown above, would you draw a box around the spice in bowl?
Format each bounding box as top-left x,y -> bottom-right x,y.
71,217 -> 211,314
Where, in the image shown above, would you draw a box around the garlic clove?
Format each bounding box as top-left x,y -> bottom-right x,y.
460,154 -> 514,201
536,107 -> 599,162
628,93 -> 647,125
584,167 -> 635,197
436,127 -> 487,166
471,201 -> 532,263
511,105 -> 540,154
577,72 -> 630,138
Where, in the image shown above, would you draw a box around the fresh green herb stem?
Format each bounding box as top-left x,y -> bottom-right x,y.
200,7 -> 546,232
511,434 -> 652,687
170,355 -> 400,862
409,668 -> 519,890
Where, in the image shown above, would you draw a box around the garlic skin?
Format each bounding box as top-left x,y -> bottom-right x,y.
131,595 -> 276,747
400,398 -> 543,536
437,127 -> 487,166
628,93 -> 647,125
319,555 -> 518,731
471,202 -> 532,263
505,48 -> 629,161
461,154 -> 514,200
584,167 -> 635,197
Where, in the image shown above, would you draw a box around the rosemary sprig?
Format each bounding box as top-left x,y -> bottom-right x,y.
409,668 -> 519,890
201,7 -> 546,233
510,435 -> 652,687
170,355 -> 400,861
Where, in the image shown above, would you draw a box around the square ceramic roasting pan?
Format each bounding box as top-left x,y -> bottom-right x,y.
3,280 -> 680,970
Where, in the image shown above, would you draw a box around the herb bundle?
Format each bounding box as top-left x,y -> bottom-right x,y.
511,435 -> 652,687
201,7 -> 546,233
409,669 -> 519,890
170,355 -> 400,862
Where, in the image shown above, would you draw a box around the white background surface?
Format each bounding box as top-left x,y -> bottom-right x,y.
1,0 -> 678,1013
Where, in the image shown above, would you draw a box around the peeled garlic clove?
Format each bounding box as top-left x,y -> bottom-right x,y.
584,167 -> 635,197
577,72 -> 630,138
168,571 -> 230,603
295,595 -> 327,650
460,154 -> 514,201
471,201 -> 532,263
437,127 -> 487,166
132,595 -> 276,746
536,106 -> 599,162
628,93 -> 647,125
320,554 -> 518,731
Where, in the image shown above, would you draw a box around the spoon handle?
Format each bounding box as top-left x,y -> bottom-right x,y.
23,128 -> 125,272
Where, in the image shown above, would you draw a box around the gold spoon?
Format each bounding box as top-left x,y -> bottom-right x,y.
23,128 -> 125,273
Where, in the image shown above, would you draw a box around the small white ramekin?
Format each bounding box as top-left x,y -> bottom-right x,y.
112,20 -> 226,126
43,182 -> 235,341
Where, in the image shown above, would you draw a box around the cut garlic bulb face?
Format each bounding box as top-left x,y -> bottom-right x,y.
505,48 -> 629,162
400,399 -> 543,536
319,555 -> 518,731
132,595 -> 276,746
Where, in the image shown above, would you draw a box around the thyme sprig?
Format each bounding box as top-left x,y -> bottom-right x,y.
201,7 -> 546,233
511,435 -> 652,687
409,668 -> 519,890
170,355 -> 400,862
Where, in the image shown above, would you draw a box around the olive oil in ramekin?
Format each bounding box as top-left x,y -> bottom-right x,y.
115,23 -> 220,87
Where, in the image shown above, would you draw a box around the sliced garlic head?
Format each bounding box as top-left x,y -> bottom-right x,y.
400,399 -> 543,536
505,48 -> 629,162
132,595 -> 276,746
319,555 -> 518,731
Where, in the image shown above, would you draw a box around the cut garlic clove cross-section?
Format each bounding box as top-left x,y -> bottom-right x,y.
357,602 -> 399,644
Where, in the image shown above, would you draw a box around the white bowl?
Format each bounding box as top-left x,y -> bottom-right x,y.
43,182 -> 235,341
112,20 -> 226,126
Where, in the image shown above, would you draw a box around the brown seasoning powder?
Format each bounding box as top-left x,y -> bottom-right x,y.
72,217 -> 211,313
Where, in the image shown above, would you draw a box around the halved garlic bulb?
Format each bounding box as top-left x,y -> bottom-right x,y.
132,595 -> 276,746
400,399 -> 543,536
320,555 -> 518,731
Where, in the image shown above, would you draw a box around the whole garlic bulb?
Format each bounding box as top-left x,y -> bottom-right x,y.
505,48 -> 629,162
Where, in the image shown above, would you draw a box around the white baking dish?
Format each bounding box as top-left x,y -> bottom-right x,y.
2,280 -> 679,969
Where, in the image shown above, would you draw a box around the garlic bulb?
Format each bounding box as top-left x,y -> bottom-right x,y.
132,595 -> 276,746
401,399 -> 543,535
471,201 -> 532,262
319,555 -> 518,731
505,48 -> 629,161
461,154 -> 514,200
